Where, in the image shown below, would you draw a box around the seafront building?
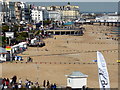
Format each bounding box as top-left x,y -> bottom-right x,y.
31,7 -> 49,23
46,4 -> 80,20
9,2 -> 16,23
95,15 -> 120,22
48,11 -> 61,21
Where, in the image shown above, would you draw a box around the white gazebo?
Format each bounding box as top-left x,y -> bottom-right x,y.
66,71 -> 88,89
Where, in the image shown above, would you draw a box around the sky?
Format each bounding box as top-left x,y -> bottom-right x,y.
11,0 -> 120,2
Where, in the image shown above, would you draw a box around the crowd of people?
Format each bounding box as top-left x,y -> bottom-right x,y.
0,76 -> 57,90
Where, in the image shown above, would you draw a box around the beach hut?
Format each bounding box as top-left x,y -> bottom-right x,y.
66,71 -> 88,89
0,47 -> 10,61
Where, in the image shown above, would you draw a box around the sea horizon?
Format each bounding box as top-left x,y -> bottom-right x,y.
26,2 -> 118,13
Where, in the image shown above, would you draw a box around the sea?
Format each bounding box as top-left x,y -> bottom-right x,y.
26,2 -> 118,13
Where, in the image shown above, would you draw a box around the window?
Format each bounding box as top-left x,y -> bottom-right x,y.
3,54 -> 5,57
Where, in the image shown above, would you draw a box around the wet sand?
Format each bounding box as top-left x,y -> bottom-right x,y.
1,25 -> 118,88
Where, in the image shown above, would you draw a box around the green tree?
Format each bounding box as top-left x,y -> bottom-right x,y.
68,2 -> 70,5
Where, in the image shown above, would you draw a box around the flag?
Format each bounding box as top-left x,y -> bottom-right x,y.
97,51 -> 110,90
6,46 -> 11,51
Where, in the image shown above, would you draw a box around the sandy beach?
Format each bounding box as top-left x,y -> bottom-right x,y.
1,25 -> 118,88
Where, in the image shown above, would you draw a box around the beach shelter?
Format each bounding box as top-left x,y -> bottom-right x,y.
63,22 -> 74,26
66,71 -> 88,88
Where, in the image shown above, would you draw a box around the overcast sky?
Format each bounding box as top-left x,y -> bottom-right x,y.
11,0 -> 119,2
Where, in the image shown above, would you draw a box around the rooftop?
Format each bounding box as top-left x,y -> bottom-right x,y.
66,71 -> 88,78
0,47 -> 8,54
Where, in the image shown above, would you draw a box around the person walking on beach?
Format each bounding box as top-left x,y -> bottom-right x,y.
43,80 -> 46,87
12,75 -> 17,84
46,80 -> 50,87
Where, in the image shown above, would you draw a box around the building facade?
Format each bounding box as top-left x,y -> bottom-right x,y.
96,15 -> 120,22
48,11 -> 61,21
47,4 -> 80,20
31,8 -> 49,23
9,2 -> 16,22
31,9 -> 43,23
20,4 -> 32,23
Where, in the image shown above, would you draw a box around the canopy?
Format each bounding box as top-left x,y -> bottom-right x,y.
63,22 -> 74,26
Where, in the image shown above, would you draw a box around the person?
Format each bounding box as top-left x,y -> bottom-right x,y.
43,80 -> 46,87
18,83 -> 22,88
5,78 -> 9,86
9,78 -> 12,86
46,80 -> 50,87
25,79 -> 29,88
53,83 -> 56,89
27,57 -> 32,62
18,78 -> 22,84
50,84 -> 54,90
1,78 -> 6,90
12,75 -> 17,84
14,83 -> 18,89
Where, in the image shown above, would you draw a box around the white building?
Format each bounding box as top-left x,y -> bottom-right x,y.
31,9 -> 49,23
31,9 -> 43,23
0,47 -> 10,61
66,71 -> 88,89
48,11 -> 61,21
95,15 -> 120,22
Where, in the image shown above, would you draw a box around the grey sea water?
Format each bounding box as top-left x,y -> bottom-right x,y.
26,2 -> 118,13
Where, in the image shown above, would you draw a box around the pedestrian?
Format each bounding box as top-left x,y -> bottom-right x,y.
12,75 -> 17,84
18,78 -> 22,84
43,80 -> 46,87
9,78 -> 12,86
18,83 -> 22,89
15,83 -> 18,89
46,80 -> 50,87
53,83 -> 56,89
5,78 -> 9,86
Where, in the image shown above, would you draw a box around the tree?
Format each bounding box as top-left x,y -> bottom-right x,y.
68,2 -> 70,5
2,25 -> 9,32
